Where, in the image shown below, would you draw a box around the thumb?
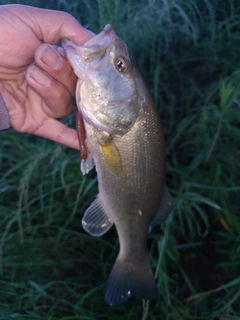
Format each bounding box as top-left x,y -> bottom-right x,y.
4,4 -> 94,45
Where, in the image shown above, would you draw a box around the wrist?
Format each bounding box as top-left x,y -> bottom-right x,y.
0,94 -> 10,131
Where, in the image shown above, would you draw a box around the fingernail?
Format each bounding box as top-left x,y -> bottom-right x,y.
30,65 -> 51,86
41,45 -> 62,70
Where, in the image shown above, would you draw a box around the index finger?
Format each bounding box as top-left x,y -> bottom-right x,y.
32,116 -> 80,150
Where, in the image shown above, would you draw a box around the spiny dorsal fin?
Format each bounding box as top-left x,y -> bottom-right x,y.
82,195 -> 113,237
151,187 -> 173,226
99,140 -> 122,177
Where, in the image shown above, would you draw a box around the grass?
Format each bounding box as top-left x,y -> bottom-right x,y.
0,0 -> 240,319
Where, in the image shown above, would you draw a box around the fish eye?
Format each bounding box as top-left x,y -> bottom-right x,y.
114,56 -> 129,73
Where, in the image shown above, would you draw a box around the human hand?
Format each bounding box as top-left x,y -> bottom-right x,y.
0,4 -> 94,149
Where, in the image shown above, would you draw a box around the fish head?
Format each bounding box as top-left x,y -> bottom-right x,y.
62,25 -> 145,135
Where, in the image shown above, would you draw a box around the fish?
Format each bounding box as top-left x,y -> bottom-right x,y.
62,24 -> 173,306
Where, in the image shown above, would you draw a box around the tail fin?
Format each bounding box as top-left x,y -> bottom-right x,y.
105,255 -> 156,306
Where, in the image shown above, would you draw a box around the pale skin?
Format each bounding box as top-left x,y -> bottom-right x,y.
0,4 -> 94,150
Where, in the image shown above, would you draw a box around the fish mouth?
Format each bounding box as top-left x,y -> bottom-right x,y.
103,24 -> 114,33
62,24 -> 117,65
83,24 -> 116,48
80,25 -> 117,62
61,38 -> 78,61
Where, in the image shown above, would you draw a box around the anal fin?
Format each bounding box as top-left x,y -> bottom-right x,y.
82,195 -> 113,237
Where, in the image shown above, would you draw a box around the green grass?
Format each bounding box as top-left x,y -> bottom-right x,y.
0,0 -> 240,319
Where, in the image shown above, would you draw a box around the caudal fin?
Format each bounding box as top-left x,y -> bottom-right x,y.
105,256 -> 156,306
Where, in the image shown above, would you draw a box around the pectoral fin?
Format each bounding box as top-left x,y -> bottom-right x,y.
100,140 -> 122,176
82,195 -> 113,237
151,187 -> 173,226
80,151 -> 95,175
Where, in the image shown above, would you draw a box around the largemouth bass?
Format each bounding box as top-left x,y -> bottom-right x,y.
62,25 -> 172,306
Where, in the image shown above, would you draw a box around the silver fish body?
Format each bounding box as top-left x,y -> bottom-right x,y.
62,25 -> 172,306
